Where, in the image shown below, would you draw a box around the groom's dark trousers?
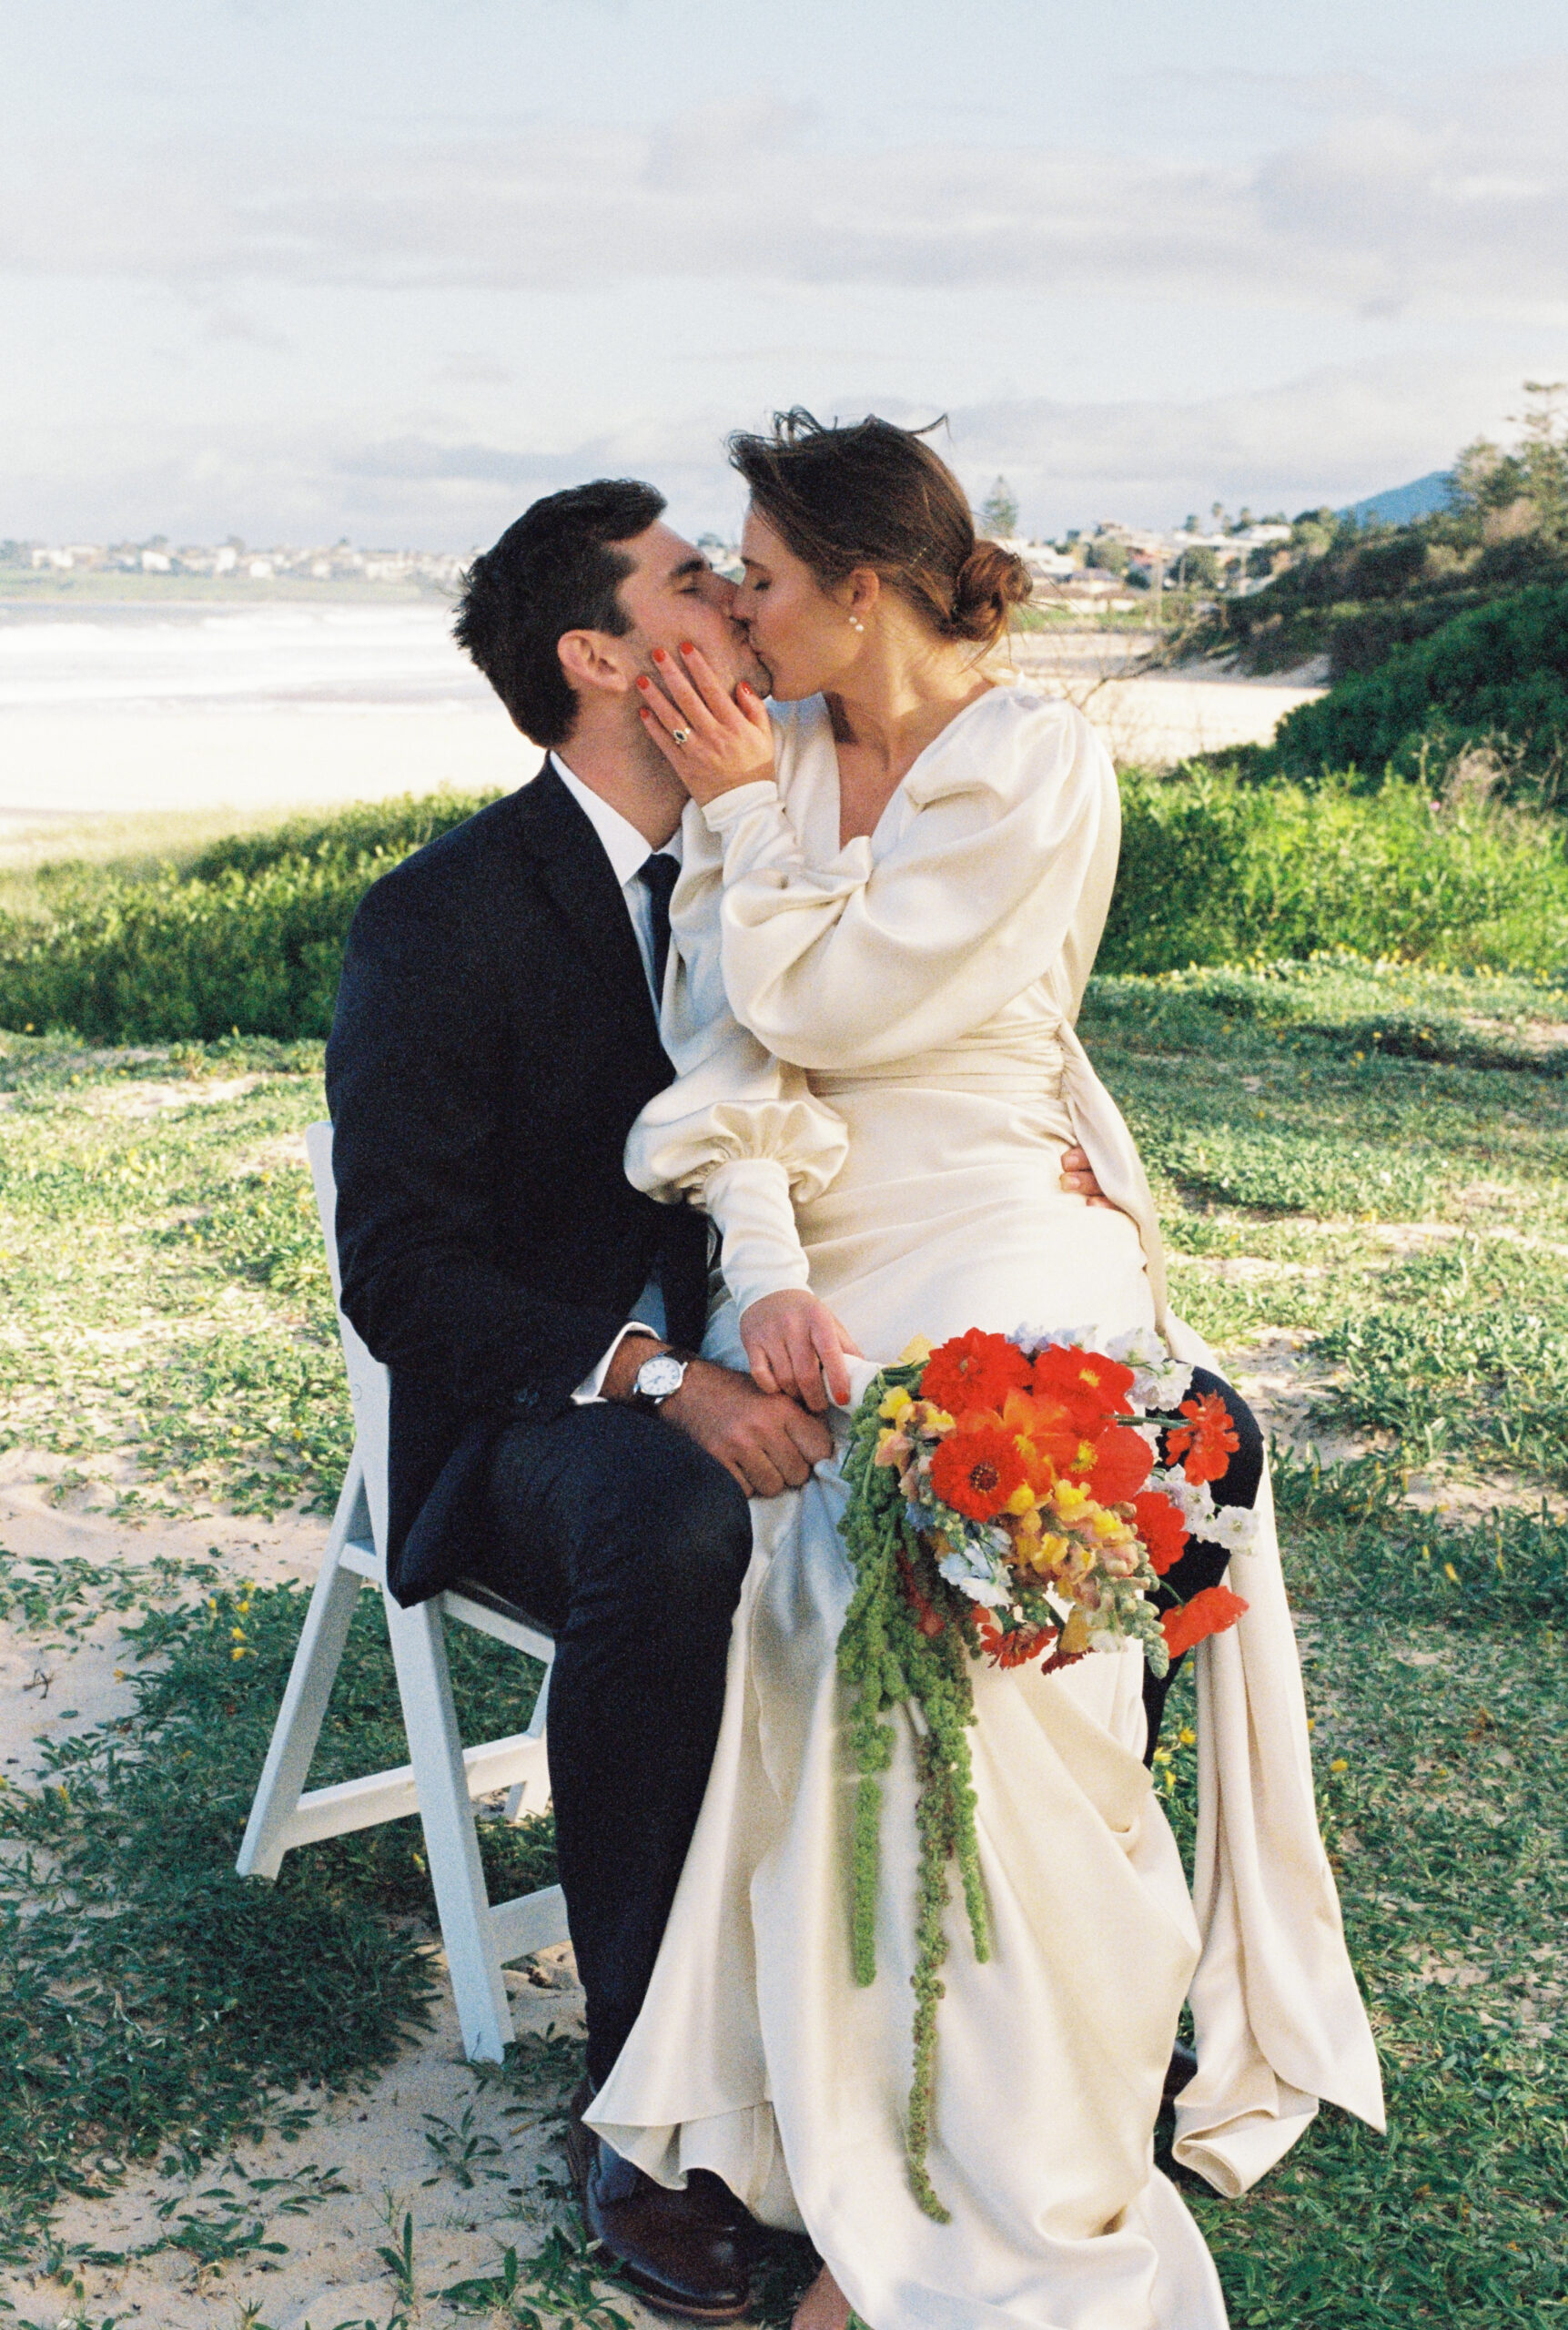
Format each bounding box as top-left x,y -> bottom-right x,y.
325,769 -> 751,2086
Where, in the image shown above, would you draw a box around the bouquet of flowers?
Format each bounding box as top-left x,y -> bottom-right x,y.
836,1324 -> 1256,2219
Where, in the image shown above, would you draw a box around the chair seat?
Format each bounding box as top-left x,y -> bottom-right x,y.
450,1573 -> 558,1642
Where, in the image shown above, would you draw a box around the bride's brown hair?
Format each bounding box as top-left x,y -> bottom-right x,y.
728,409 -> 1032,648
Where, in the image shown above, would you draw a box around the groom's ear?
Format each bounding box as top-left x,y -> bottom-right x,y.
557,627 -> 637,702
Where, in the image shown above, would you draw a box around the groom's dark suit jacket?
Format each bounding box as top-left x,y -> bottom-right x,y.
324,765 -> 711,1607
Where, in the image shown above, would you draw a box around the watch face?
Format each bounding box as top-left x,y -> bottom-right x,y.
636,1354 -> 687,1402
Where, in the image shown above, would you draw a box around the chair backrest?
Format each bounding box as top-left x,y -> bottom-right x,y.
306,1120 -> 392,1558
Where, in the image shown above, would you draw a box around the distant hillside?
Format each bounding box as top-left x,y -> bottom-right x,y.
1178,390 -> 1568,680
1340,471 -> 1454,529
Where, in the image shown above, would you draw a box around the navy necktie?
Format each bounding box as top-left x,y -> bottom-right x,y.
637,852 -> 680,1000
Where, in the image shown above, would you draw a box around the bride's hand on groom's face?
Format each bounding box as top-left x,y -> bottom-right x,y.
636,643 -> 774,805
740,1291 -> 865,1415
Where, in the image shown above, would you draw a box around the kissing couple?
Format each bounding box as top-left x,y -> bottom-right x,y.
325,412 -> 1383,2330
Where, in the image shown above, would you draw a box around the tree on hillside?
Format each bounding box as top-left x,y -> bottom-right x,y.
978,477 -> 1020,539
1451,381 -> 1568,546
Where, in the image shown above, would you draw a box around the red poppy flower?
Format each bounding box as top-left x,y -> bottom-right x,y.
1165,1391 -> 1240,1484
972,1609 -> 1060,1668
1086,1424 -> 1155,1504
1160,1583 -> 1249,1659
1133,1490 -> 1189,1575
1030,1343 -> 1135,1422
930,1423 -> 1028,1521
922,1329 -> 1032,1419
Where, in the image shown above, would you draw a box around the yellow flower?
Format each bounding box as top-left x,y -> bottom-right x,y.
1088,1504 -> 1131,1543
1024,1531 -> 1071,1576
1050,1480 -> 1092,1524
878,1385 -> 913,1424
1059,1606 -> 1091,1656
1443,1562 -> 1460,1584
897,1335 -> 934,1366
230,1626 -> 246,1641
1005,1480 -> 1038,1517
1330,1758 -> 1348,1773
1179,1727 -> 1196,1747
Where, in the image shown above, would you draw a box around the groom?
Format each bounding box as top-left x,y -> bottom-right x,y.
325,479 -> 1114,2320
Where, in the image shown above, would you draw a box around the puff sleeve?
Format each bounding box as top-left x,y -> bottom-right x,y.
701,696 -> 1119,1071
624,798 -> 851,1321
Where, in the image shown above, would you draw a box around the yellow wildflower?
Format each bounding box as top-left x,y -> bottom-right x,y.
878,1384 -> 913,1425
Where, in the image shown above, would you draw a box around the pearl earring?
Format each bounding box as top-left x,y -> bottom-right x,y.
847,615 -> 865,633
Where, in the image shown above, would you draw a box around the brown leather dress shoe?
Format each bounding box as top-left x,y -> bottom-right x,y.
565,2080 -> 754,2323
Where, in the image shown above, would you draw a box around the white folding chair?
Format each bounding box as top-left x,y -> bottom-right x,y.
237,1119 -> 570,2061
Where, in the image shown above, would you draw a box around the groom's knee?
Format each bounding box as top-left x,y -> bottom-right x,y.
632,1433 -> 753,1636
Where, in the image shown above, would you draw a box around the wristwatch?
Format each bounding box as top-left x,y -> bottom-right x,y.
628,1347 -> 693,1413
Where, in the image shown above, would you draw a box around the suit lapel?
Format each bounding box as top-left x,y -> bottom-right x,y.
513,765 -> 667,1062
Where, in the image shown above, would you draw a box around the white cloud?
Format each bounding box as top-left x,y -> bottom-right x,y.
9,347 -> 1536,544
5,63 -> 1566,319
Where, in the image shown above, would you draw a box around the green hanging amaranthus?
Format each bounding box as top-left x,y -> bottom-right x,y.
835,1362 -> 990,2224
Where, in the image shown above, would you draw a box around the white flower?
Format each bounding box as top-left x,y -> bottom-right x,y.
1102,1326 -> 1194,1412
937,1552 -> 1010,1607
1151,1464 -> 1217,1533
1011,1321 -> 1103,1358
1207,1504 -> 1260,1555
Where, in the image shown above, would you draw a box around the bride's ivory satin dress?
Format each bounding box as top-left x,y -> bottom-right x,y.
588,691 -> 1382,2330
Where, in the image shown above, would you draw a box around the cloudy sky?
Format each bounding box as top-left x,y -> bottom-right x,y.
5,0 -> 1567,546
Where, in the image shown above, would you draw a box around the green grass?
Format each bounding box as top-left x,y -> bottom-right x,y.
0,957 -> 1563,2321
2,770 -> 1566,1047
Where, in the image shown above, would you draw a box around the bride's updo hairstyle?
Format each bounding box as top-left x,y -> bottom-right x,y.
728,409 -> 1032,649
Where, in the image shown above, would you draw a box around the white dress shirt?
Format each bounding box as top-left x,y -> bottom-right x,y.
550,751 -> 684,1401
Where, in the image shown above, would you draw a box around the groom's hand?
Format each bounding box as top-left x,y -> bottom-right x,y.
1060,1144 -> 1117,1211
602,1340 -> 832,1497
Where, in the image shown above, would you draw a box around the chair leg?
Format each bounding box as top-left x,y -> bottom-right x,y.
237,1456 -> 368,1881
504,1661 -> 552,1823
381,1587 -> 514,2062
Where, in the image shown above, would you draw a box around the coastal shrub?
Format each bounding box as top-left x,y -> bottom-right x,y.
1103,766 -> 1568,978
0,788 -> 500,1044
0,770 -> 1563,1041
1267,581 -> 1568,800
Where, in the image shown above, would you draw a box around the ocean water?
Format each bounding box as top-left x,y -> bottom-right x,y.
0,603 -> 491,715
0,603 -> 527,816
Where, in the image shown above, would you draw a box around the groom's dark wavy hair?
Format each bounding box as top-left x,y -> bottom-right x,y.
453,479 -> 666,747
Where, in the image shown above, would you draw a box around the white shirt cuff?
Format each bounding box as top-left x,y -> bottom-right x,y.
572,1322 -> 661,1405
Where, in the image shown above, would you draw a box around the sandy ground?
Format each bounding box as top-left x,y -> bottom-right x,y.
1008,632 -> 1326,767
0,1469 -> 683,2329
0,705 -> 531,820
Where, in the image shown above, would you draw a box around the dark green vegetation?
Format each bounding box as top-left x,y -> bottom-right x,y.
1186,386 -> 1568,681
0,791 -> 499,1048
1268,583 -> 1568,801
1108,771 -> 1568,977
2,772 -> 1564,1050
0,955 -> 1563,2322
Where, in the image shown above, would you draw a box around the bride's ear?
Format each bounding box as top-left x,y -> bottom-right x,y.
844,569 -> 881,629
558,628 -> 633,699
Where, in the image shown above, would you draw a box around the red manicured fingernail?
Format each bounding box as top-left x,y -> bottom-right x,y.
638,704 -> 651,717
652,646 -> 668,662
636,674 -> 650,689
680,640 -> 695,655
738,680 -> 754,695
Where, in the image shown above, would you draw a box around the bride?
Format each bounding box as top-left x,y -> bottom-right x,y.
586,413 -> 1383,2330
